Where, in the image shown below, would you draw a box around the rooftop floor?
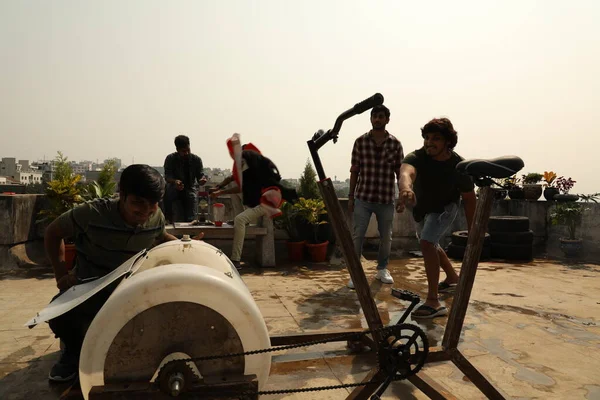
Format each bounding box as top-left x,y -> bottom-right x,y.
1,255 -> 599,399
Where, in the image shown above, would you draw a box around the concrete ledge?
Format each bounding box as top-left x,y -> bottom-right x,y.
0,194 -> 47,245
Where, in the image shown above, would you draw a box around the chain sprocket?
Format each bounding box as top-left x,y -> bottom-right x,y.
152,322 -> 429,397
377,323 -> 429,378
156,359 -> 201,396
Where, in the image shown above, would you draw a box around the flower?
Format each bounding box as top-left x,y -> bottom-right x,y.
555,176 -> 576,194
543,171 -> 557,187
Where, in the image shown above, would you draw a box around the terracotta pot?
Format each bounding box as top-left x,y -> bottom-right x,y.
286,240 -> 306,262
64,243 -> 76,271
306,240 -> 329,263
543,187 -> 559,201
523,184 -> 542,201
559,238 -> 583,257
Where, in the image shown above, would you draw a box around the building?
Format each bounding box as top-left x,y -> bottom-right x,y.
0,158 -> 43,185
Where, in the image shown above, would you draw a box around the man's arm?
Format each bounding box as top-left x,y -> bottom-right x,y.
215,175 -> 234,190
398,163 -> 418,209
195,156 -> 207,185
164,155 -> 181,186
461,190 -> 477,231
348,140 -> 361,212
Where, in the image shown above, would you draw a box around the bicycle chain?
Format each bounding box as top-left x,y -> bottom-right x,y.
157,324 -> 424,396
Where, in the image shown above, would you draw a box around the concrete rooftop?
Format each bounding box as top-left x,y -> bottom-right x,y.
1,254 -> 599,400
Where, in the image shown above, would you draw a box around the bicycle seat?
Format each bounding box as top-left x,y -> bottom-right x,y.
456,156 -> 524,179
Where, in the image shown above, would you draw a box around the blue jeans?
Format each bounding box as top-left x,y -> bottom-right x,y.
416,202 -> 459,246
353,198 -> 395,270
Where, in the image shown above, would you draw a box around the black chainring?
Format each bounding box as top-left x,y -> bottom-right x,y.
156,359 -> 201,395
377,323 -> 429,378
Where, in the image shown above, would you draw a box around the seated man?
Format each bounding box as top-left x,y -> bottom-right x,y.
163,135 -> 208,222
45,164 -> 179,382
211,135 -> 297,269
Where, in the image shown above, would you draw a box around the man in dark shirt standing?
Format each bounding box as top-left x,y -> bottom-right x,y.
348,105 -> 404,289
398,118 -> 476,319
163,135 -> 208,222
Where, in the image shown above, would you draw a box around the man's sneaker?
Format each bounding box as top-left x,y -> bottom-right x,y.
48,348 -> 78,382
376,269 -> 394,284
232,261 -> 242,270
347,279 -> 354,289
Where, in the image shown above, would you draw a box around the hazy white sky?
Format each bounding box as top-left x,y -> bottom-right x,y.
1,1 -> 598,193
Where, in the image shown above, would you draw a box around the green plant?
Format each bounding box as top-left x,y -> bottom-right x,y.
274,201 -> 301,241
298,159 -> 321,199
294,197 -> 328,243
550,202 -> 587,240
83,160 -> 117,200
577,193 -> 600,203
502,175 -> 522,189
522,173 -> 543,185
38,152 -> 83,223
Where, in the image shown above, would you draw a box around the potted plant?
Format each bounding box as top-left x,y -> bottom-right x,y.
37,152 -> 83,270
294,197 -> 329,262
491,179 -> 507,200
83,159 -> 117,200
550,202 -> 587,257
504,175 -> 525,200
274,201 -> 306,262
554,176 -> 579,202
542,171 -> 559,201
521,172 -> 543,200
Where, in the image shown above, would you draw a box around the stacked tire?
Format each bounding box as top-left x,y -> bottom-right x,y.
488,216 -> 533,261
447,231 -> 491,260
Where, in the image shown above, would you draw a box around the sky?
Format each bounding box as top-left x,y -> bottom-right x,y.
1,1 -> 599,193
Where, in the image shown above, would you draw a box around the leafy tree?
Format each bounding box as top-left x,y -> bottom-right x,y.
298,159 -> 320,199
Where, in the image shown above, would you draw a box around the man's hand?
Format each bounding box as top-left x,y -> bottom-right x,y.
210,190 -> 223,199
192,232 -> 205,240
399,189 -> 417,207
175,180 -> 184,191
348,198 -> 355,213
199,177 -> 208,186
395,202 -> 405,213
56,270 -> 77,291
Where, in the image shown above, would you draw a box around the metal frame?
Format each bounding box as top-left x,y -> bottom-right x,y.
296,94 -> 507,399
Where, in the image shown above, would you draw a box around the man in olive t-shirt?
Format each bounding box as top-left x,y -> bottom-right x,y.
44,165 -> 179,382
398,118 -> 476,319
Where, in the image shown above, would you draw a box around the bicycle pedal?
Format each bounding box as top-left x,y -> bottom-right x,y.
391,288 -> 420,302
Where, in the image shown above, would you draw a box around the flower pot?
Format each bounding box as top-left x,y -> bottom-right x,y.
543,187 -> 559,201
286,240 -> 306,262
559,238 -> 583,257
554,194 -> 579,202
507,188 -> 525,200
65,243 -> 76,271
306,240 -> 329,263
523,184 -> 542,201
493,189 -> 507,200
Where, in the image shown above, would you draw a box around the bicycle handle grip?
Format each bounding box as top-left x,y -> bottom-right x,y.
353,93 -> 384,114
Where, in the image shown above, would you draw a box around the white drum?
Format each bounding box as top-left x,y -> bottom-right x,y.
79,239 -> 271,399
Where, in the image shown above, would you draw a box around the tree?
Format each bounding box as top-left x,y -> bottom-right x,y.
298,159 -> 320,199
84,160 -> 117,200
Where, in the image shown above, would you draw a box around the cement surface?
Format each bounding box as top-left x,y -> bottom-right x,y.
0,255 -> 598,399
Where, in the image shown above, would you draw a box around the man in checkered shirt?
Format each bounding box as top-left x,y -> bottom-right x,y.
347,105 -> 404,289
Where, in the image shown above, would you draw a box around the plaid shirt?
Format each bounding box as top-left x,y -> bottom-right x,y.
350,131 -> 404,204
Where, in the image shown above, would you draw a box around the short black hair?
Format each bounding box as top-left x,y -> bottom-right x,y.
371,105 -> 390,118
174,135 -> 190,149
119,164 -> 165,203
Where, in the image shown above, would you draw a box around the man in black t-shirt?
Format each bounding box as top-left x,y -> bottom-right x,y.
398,118 -> 476,319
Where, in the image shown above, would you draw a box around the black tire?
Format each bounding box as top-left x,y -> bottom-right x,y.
451,231 -> 491,247
446,243 -> 491,261
491,243 -> 533,261
490,230 -> 534,245
488,216 -> 529,233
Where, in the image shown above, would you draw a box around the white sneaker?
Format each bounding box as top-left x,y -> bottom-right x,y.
347,279 -> 354,289
376,269 -> 394,284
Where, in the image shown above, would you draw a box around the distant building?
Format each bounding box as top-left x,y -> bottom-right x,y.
0,158 -> 43,185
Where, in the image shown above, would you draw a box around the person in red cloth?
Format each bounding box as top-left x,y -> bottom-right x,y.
212,134 -> 297,269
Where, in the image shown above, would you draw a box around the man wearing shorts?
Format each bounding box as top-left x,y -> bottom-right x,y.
398,118 -> 476,318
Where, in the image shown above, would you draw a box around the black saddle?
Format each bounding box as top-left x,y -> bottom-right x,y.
456,156 -> 524,179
